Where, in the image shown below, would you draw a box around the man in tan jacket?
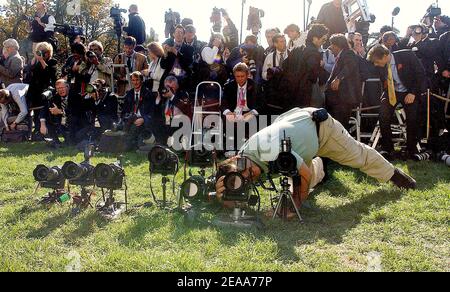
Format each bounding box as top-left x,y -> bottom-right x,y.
114,36 -> 148,96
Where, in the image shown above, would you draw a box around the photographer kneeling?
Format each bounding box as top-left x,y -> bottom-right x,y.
216,108 -> 418,216
0,84 -> 29,140
85,79 -> 118,138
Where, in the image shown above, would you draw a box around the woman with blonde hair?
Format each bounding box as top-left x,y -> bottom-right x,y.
26,41 -> 57,137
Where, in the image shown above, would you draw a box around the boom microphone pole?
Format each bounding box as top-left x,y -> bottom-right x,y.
240,0 -> 246,44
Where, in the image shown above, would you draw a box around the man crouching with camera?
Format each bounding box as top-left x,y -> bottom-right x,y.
121,71 -> 155,150
216,107 -> 418,216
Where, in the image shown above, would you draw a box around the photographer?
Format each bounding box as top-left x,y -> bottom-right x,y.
123,4 -> 146,46
157,76 -> 191,147
61,42 -> 86,91
0,84 -> 29,134
411,25 -> 447,138
114,36 -> 149,96
161,25 -> 194,91
433,16 -> 450,38
264,28 -> 281,58
284,24 -> 306,52
142,42 -> 166,95
200,34 -> 229,85
227,35 -> 264,84
85,79 -> 118,136
0,39 -> 24,87
39,80 -> 91,146
28,1 -> 56,54
222,9 -> 239,51
262,34 -> 288,81
121,71 -> 155,150
216,107 -> 417,213
283,24 -> 330,108
184,25 -> 207,85
80,41 -> 113,87
317,0 -> 347,37
26,42 -> 57,137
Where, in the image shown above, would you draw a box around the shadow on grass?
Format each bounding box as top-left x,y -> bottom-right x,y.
26,210 -> 70,239
407,163 -> 450,191
63,212 -> 109,244
115,187 -> 402,264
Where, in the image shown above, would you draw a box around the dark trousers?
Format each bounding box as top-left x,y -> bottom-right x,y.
379,92 -> 419,154
326,102 -> 355,130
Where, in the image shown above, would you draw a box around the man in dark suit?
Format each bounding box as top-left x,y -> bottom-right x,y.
317,0 -> 347,43
161,25 -> 195,91
84,79 -> 118,137
222,63 -> 260,152
283,24 -> 330,109
122,71 -> 155,149
368,45 -> 427,159
325,34 -> 362,129
123,5 -> 146,46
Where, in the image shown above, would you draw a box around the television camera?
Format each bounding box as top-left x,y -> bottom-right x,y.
247,6 -> 264,36
62,144 -> 96,214
148,145 -> 180,208
110,5 -> 127,53
164,9 -> 181,38
211,7 -> 225,33
33,164 -> 70,205
94,158 -> 128,220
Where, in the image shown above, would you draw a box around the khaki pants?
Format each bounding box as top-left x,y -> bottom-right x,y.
317,116 -> 395,183
309,157 -> 326,189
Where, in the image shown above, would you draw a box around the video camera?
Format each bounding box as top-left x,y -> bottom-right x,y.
94,162 -> 125,190
33,165 -> 66,190
422,3 -> 441,27
148,145 -> 179,176
247,6 -> 264,35
164,9 -> 181,38
110,5 -> 127,37
211,7 -> 224,33
54,23 -> 84,39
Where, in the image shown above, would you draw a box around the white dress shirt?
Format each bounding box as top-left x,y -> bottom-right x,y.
262,49 -> 288,81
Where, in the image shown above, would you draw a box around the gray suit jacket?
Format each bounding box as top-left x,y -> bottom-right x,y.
0,52 -> 24,87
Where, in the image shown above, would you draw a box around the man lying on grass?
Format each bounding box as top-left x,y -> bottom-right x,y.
215,107 -> 417,216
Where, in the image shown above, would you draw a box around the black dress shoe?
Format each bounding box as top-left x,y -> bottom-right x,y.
390,168 -> 417,190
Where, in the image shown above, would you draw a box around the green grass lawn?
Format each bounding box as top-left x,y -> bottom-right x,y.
0,142 -> 449,272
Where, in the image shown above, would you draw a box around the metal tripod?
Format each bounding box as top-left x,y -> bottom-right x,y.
272,177 -> 303,223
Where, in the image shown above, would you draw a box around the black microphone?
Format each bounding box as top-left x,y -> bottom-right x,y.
392,7 -> 401,17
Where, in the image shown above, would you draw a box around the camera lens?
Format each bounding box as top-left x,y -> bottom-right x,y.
63,162 -> 81,180
34,165 -> 50,182
181,176 -> 205,200
149,146 -> 167,166
94,164 -> 113,181
224,173 -> 244,192
276,152 -> 297,174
